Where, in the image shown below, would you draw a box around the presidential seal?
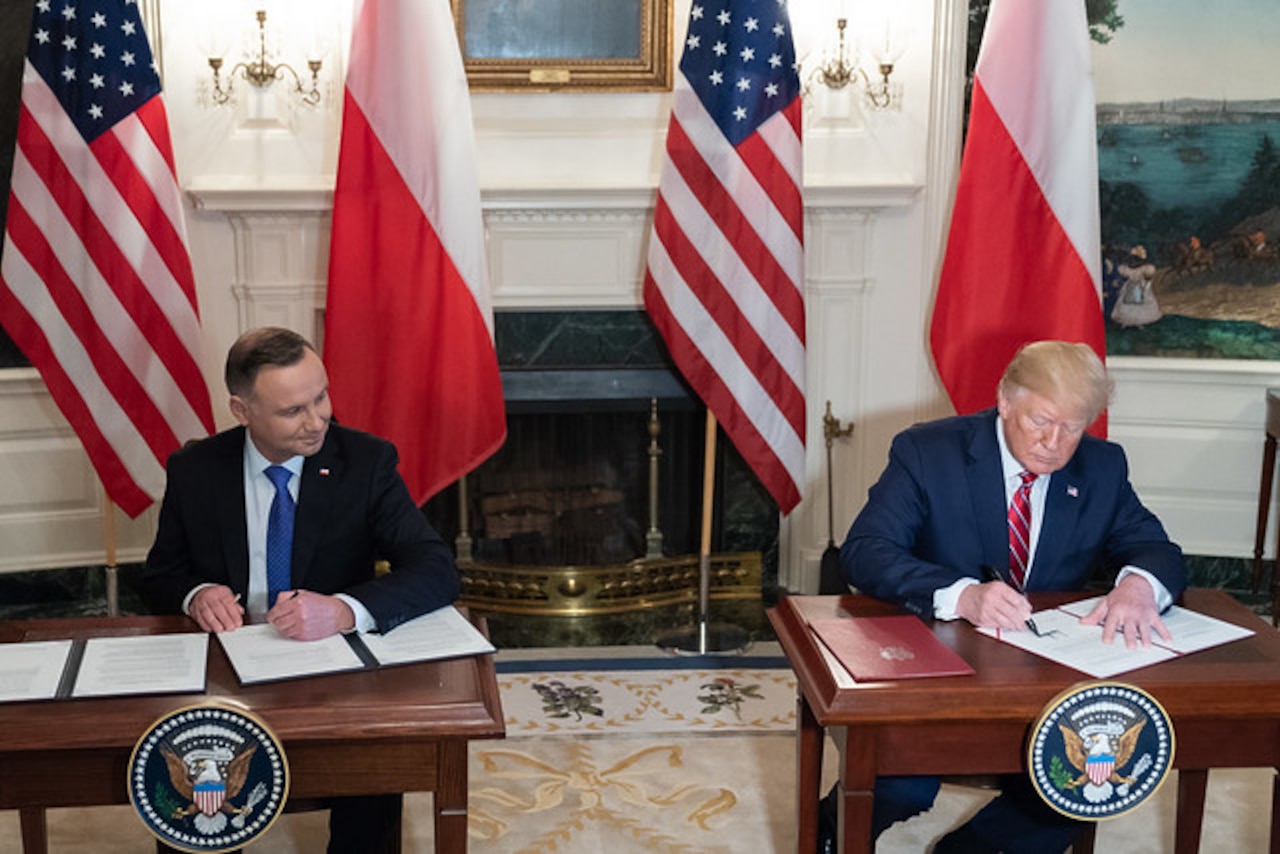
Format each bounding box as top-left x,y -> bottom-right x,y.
1027,681 -> 1174,821
129,703 -> 290,852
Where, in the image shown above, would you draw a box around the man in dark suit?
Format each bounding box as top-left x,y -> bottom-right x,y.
142,326 -> 461,853
820,340 -> 1185,854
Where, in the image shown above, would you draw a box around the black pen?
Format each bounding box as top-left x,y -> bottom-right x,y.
980,565 -> 1044,636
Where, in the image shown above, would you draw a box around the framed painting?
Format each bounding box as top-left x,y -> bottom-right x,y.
450,0 -> 672,92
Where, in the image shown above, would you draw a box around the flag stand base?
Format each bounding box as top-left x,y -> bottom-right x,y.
655,618 -> 751,657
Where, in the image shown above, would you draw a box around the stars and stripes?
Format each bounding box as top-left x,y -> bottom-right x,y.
1,0 -> 214,517
643,0 -> 806,514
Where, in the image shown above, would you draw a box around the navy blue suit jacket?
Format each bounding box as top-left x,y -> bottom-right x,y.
841,409 -> 1185,620
142,423 -> 460,633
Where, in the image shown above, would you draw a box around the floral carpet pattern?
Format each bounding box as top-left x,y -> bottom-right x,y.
496,668 -> 797,736
464,667 -> 799,852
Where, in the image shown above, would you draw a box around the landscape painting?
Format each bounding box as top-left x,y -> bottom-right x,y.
1090,0 -> 1280,358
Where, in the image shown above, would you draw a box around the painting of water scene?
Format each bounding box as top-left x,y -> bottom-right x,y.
1090,0 -> 1280,358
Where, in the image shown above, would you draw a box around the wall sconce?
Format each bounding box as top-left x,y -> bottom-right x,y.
805,17 -> 904,111
208,10 -> 322,107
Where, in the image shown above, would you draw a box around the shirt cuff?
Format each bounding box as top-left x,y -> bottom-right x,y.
335,593 -> 375,634
182,583 -> 216,616
1116,566 -> 1172,611
933,577 -> 981,620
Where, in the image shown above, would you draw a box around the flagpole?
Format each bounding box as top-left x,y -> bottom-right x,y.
655,409 -> 751,656
101,486 -> 119,617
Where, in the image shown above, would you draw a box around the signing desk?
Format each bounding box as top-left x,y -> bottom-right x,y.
769,589 -> 1280,854
0,614 -> 505,854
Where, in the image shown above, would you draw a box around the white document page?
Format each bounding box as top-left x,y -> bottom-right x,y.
977,596 -> 1255,678
72,633 -> 209,698
217,623 -> 366,684
358,605 -> 495,666
0,639 -> 74,702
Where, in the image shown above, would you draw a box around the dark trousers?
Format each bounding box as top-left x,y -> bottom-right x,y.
328,794 -> 403,854
821,775 -> 1081,854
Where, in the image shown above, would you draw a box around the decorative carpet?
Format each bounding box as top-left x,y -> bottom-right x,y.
1,660 -> 1274,852
497,667 -> 797,736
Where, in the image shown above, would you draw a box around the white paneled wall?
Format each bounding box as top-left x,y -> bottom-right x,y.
2,0 -> 1276,582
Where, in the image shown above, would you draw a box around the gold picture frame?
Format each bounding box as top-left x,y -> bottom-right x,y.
450,0 -> 672,92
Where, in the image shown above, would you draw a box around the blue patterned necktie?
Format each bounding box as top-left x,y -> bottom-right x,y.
264,465 -> 295,608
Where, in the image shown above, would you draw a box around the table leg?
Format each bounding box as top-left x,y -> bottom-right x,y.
796,693 -> 822,854
1271,766 -> 1280,854
838,730 -> 875,854
1174,769 -> 1208,854
19,807 -> 47,854
1258,434 -> 1278,594
434,741 -> 469,853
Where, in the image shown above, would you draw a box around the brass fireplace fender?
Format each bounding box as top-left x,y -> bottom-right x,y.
457,552 -> 762,617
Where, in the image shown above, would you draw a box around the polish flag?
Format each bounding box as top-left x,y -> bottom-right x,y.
929,0 -> 1107,436
325,0 -> 505,503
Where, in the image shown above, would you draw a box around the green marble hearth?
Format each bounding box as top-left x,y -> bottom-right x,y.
0,557 -> 1270,649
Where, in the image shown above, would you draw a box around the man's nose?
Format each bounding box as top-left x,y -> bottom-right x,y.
1041,424 -> 1062,449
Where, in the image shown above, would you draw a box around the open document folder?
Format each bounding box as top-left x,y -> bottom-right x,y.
0,634 -> 209,703
977,595 -> 1255,678
218,604 -> 496,685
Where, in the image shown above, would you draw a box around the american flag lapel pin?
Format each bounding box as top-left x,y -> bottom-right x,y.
1066,485 -> 1079,498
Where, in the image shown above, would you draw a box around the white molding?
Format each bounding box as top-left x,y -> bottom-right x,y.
187,182 -> 334,212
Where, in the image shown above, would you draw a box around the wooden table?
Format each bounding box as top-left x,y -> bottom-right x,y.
0,614 -> 505,853
769,589 -> 1280,854
1252,387 -> 1280,626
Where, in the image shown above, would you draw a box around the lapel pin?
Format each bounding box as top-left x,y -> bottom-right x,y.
1066,485 -> 1079,498
319,468 -> 330,476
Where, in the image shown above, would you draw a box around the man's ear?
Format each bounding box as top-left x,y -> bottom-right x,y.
229,395 -> 250,426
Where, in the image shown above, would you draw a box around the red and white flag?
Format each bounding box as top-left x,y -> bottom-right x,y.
325,0 -> 505,504
929,0 -> 1107,435
0,0 -> 215,518
643,0 -> 806,514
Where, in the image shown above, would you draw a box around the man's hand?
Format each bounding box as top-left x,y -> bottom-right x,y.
267,590 -> 356,641
957,581 -> 1032,630
1078,574 -> 1171,648
189,585 -> 244,633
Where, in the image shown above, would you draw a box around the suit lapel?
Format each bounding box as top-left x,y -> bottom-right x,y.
1034,458 -> 1086,587
965,411 -> 1008,569
215,428 -> 251,594
292,429 -> 342,587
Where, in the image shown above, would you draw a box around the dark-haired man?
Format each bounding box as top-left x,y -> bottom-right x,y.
143,326 -> 460,853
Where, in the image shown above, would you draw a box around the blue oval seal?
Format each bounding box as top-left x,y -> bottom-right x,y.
1028,681 -> 1174,821
128,702 -> 290,852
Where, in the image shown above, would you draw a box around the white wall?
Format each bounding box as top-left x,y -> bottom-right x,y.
2,0 -> 1275,586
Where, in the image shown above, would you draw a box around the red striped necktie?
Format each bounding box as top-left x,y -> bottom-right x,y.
1008,470 -> 1038,590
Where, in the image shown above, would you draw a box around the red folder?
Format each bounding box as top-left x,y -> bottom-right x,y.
808,615 -> 975,681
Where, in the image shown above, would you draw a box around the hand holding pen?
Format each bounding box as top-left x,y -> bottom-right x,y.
977,565 -> 1054,636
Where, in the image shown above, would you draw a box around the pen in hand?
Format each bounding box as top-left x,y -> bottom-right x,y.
980,564 -> 1047,637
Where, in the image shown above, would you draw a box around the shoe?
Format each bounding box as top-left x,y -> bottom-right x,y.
932,824 -> 1000,854
817,786 -> 839,854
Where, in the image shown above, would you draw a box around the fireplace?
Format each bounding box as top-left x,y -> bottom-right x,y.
424,310 -> 778,618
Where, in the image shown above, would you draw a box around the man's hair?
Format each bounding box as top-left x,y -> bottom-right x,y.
998,341 -> 1112,423
225,327 -> 315,397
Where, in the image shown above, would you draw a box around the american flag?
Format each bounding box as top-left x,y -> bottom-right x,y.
643,0 -> 806,514
0,0 -> 213,517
